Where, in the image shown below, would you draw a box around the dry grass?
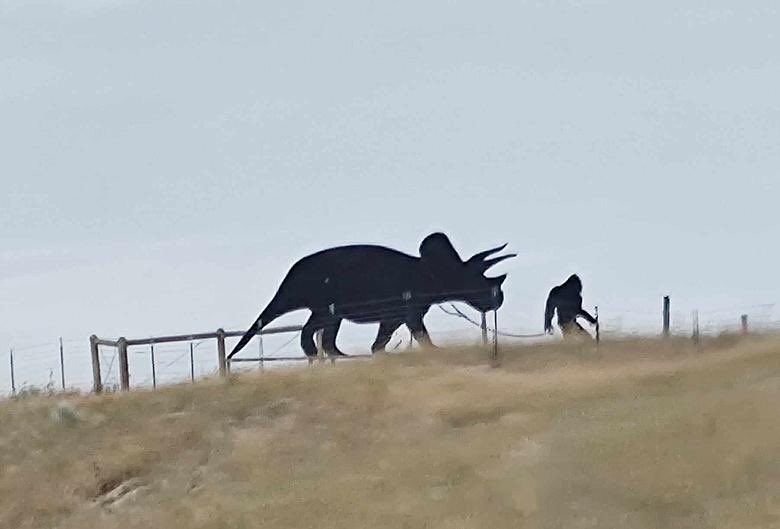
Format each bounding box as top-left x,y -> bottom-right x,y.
3,335 -> 780,528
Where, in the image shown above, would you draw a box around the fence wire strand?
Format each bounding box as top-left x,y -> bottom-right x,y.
3,293 -> 779,396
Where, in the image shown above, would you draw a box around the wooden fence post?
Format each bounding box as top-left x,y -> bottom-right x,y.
663,296 -> 671,337
189,342 -> 195,383
9,348 -> 16,395
118,337 -> 130,391
90,335 -> 102,394
217,329 -> 227,376
59,337 -> 66,390
150,343 -> 157,389
741,314 -> 749,335
692,310 -> 700,344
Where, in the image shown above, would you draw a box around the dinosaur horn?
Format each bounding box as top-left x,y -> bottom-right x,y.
467,243 -> 508,264
481,253 -> 517,271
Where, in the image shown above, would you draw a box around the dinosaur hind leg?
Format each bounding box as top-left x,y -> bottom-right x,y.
300,312 -> 323,358
406,313 -> 436,348
372,319 -> 403,353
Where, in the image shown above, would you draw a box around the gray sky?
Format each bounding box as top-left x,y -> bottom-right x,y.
2,0 -> 779,390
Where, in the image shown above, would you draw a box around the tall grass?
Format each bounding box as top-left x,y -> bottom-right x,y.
2,335 -> 780,528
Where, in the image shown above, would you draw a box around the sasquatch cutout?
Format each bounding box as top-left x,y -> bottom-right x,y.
544,274 -> 597,338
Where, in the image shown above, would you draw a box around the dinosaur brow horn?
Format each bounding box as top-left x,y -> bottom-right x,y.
481,253 -> 517,271
467,243 -> 508,264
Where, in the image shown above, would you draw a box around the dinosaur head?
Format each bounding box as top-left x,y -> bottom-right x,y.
419,233 -> 515,312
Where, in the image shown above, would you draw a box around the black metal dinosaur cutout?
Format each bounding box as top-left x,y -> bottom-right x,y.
228,232 -> 515,359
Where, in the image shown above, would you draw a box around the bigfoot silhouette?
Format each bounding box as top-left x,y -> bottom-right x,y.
544,274 -> 597,338
229,233 -> 515,359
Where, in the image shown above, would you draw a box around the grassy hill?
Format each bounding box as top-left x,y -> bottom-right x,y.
3,336 -> 780,529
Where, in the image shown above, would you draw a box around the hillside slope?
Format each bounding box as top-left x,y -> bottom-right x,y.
3,336 -> 780,529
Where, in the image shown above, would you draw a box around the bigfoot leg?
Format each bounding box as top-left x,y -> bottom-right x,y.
560,321 -> 592,340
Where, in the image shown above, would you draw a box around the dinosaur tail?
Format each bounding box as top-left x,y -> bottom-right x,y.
228,304 -> 278,360
228,265 -> 307,360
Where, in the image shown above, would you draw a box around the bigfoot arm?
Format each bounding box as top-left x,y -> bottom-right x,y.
578,306 -> 597,325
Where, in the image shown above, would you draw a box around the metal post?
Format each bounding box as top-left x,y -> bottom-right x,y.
490,286 -> 500,366
9,348 -> 16,395
481,312 -> 488,345
663,296 -> 671,337
492,310 -> 499,365
59,337 -> 66,390
189,342 -> 195,383
118,337 -> 130,391
692,310 -> 700,344
594,306 -> 600,344
150,343 -> 157,389
90,335 -> 102,394
741,314 -> 749,335
216,329 -> 227,376
258,333 -> 264,370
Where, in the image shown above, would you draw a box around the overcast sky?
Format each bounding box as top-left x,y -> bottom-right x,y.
2,0 -> 779,390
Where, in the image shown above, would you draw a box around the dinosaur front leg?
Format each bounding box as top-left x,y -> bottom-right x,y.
322,318 -> 346,356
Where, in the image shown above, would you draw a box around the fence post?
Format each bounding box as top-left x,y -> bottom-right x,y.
663,296 -> 671,337
189,342 -> 195,383
9,348 -> 16,395
150,343 -> 157,389
481,312 -> 488,345
217,329 -> 227,376
741,314 -> 749,335
90,335 -> 102,394
491,310 -> 499,366
490,287 -> 500,366
118,337 -> 130,391
594,306 -> 600,344
258,333 -> 264,371
59,337 -> 65,391
692,310 -> 700,344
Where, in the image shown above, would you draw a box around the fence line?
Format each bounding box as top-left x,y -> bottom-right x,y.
3,295 -> 778,397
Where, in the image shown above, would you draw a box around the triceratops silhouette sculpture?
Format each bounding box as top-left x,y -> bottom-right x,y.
228,232 -> 515,359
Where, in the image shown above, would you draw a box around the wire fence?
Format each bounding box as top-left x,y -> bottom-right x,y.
2,299 -> 777,398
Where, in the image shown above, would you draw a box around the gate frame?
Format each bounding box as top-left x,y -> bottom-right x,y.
89,325 -> 302,393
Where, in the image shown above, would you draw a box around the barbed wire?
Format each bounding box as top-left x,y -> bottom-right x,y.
102,350 -> 116,383
8,341 -> 58,353
263,333 -> 300,357
9,296 -> 773,355
3,293 -> 779,396
137,349 -> 192,387
437,304 -> 547,338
